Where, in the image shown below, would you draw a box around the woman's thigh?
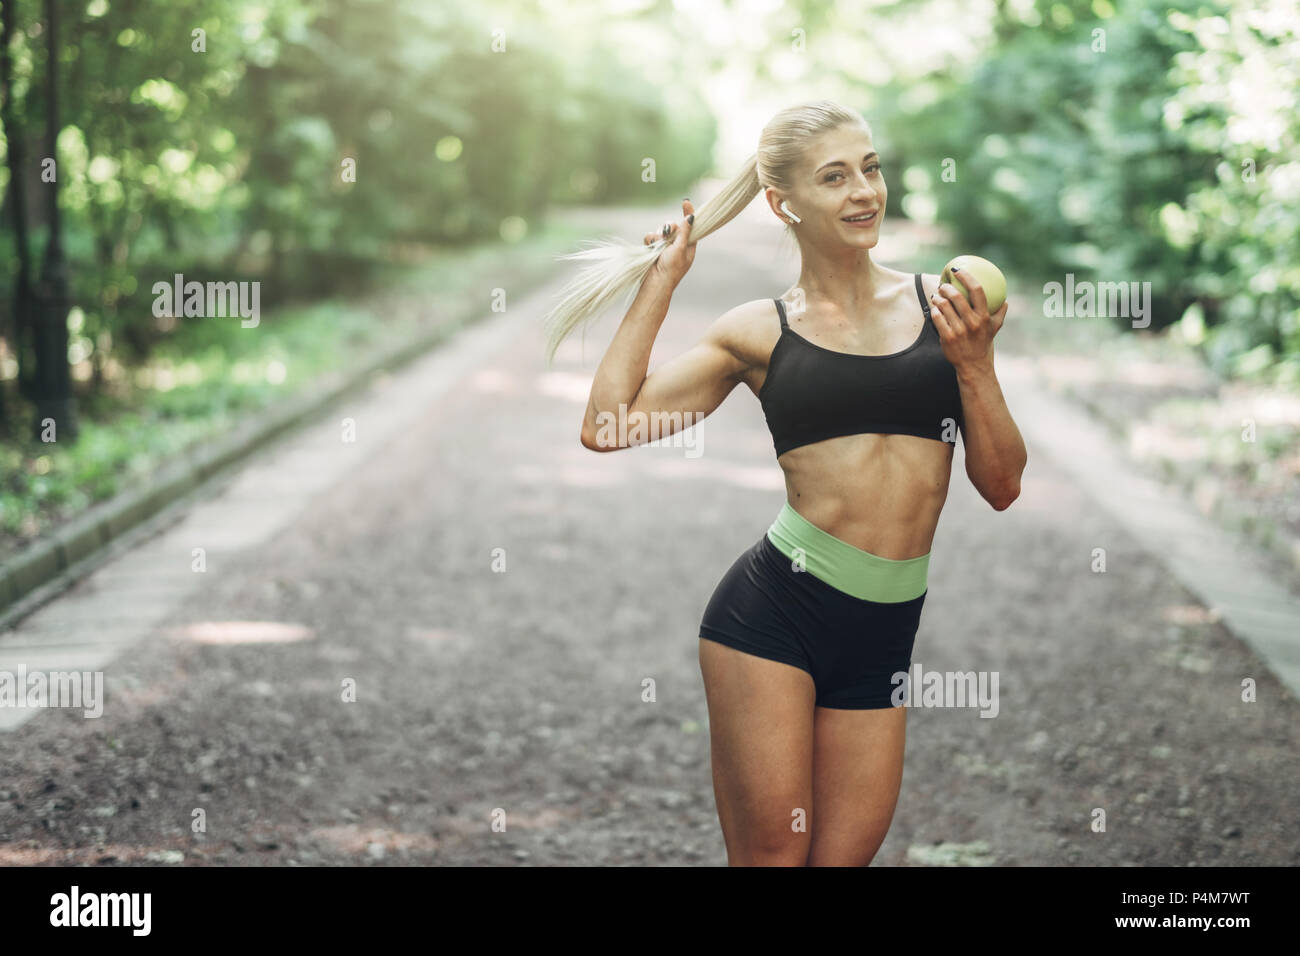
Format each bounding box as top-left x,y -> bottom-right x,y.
806,704 -> 908,866
698,637 -> 817,866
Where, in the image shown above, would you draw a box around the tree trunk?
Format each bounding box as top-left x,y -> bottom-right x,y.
0,0 -> 36,432
31,0 -> 77,441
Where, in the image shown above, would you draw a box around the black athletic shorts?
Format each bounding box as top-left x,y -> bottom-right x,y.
699,532 -> 926,709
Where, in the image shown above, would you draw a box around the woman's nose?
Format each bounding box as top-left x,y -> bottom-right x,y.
850,173 -> 878,197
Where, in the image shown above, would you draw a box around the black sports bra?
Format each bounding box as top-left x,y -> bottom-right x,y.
759,273 -> 964,457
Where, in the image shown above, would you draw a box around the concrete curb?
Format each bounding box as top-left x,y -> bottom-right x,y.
1058,380 -> 1300,580
1000,354 -> 1300,699
0,260 -> 553,622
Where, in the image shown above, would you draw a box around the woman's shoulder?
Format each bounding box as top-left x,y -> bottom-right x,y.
711,297 -> 784,336
882,266 -> 937,293
702,298 -> 785,369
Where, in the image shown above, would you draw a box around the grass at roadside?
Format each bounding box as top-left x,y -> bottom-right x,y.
0,220 -> 589,561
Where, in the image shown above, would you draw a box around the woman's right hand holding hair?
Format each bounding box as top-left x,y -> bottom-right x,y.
644,199 -> 696,286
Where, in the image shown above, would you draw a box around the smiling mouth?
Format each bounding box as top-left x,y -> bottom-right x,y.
842,211 -> 879,223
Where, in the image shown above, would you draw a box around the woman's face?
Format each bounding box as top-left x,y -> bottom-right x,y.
777,125 -> 886,250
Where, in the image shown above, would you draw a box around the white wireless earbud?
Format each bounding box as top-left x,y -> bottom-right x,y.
780,200 -> 801,224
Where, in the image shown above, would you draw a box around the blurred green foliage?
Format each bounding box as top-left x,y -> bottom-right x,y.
870,0 -> 1300,385
0,0 -> 714,389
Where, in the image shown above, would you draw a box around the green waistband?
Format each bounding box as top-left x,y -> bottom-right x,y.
765,501 -> 929,603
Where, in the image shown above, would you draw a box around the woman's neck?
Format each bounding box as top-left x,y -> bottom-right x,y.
792,253 -> 898,318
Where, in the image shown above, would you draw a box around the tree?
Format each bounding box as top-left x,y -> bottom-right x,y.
29,0 -> 75,440
0,0 -> 35,434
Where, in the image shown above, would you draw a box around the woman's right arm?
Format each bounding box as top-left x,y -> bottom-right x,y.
579,272 -> 751,451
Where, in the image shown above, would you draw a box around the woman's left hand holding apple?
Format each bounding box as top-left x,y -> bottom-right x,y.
930,267 -> 1009,371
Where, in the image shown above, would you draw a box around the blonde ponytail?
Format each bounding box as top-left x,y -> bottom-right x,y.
541,99 -> 870,365
541,154 -> 761,365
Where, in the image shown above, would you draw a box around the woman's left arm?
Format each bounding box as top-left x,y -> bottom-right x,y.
929,270 -> 1027,511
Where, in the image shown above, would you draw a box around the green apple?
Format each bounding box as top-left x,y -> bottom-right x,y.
940,255 -> 1006,314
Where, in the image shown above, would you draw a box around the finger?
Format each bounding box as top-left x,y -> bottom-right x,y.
930,295 -> 954,339
940,282 -> 976,325
991,301 -> 1009,331
645,232 -> 658,246
953,267 -> 988,316
931,294 -> 958,333
933,287 -> 966,331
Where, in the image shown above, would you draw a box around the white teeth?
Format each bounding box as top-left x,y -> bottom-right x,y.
844,212 -> 876,221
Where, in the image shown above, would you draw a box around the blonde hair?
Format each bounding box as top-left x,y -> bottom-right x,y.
541,99 -> 871,364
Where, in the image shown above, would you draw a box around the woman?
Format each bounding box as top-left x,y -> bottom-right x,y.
544,100 -> 1027,866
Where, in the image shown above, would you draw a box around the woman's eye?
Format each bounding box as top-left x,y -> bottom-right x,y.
827,164 -> 882,183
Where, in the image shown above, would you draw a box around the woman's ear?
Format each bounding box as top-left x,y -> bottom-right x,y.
765,188 -> 787,223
